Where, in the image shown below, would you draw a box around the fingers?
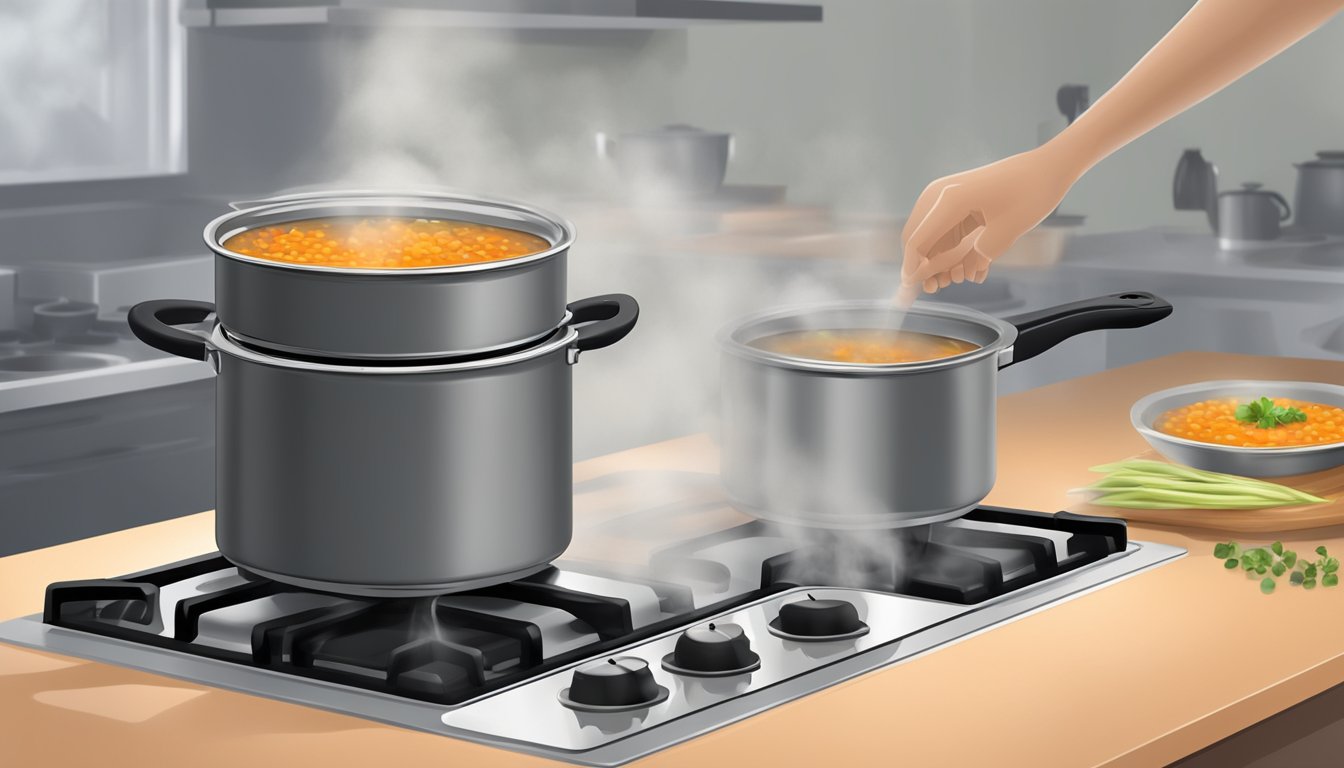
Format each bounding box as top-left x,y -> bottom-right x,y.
904,185 -> 970,265
914,228 -> 1000,294
893,282 -> 919,309
901,180 -> 954,282
901,179 -> 954,244
909,231 -> 979,284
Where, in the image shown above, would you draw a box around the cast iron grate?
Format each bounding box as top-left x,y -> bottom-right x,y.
40,507 -> 1124,705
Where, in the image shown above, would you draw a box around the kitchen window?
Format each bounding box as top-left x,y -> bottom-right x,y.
0,0 -> 185,185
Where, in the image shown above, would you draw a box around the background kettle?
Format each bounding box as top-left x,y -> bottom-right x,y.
1216,182 -> 1291,244
1173,148 -> 1219,230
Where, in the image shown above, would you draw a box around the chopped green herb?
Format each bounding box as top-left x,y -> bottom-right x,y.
1212,540 -> 1340,594
1235,396 -> 1308,429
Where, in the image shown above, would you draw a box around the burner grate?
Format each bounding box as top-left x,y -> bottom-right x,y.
41,559 -> 775,706
38,507 -> 1128,706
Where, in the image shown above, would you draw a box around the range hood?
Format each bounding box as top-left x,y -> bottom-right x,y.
181,0 -> 823,28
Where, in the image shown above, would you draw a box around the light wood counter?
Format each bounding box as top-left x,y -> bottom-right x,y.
4,351 -> 1344,767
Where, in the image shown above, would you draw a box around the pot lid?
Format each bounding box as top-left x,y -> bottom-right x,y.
1297,151 -> 1344,168
621,124 -> 730,139
1219,181 -> 1275,196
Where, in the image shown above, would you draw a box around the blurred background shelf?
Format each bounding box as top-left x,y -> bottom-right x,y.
181,0 -> 824,29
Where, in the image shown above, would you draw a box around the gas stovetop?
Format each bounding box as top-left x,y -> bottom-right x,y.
0,504 -> 1184,766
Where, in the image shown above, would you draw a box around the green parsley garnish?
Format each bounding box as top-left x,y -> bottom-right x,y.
1214,540 -> 1339,593
1234,396 -> 1307,429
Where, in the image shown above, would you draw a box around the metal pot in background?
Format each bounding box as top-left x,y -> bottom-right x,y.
596,124 -> 733,199
719,292 -> 1173,530
128,294 -> 639,596
1173,148 -> 1219,230
1293,151 -> 1344,235
205,190 -> 574,361
1216,182 -> 1290,245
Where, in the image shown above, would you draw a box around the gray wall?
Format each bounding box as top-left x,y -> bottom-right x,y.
674,0 -> 1344,232
9,1 -> 1344,239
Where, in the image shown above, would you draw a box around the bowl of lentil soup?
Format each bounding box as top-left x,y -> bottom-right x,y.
1132,380 -> 1344,477
203,190 -> 575,360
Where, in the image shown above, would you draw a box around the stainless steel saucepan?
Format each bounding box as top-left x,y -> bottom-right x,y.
719,292 -> 1173,529
205,189 -> 575,361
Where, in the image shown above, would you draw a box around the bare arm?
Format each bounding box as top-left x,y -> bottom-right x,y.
900,0 -> 1344,298
1050,0 -> 1344,176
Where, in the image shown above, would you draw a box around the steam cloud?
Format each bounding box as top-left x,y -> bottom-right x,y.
0,0 -> 114,173
317,26 -> 918,591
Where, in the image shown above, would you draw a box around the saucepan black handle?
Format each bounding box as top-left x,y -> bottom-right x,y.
128,300 -> 216,362
1001,291 -> 1172,368
569,293 -> 639,352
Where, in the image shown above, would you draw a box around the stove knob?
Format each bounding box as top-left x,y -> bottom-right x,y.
661,622 -> 761,677
558,656 -> 669,712
768,593 -> 870,641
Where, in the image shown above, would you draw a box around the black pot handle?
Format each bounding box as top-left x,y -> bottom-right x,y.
569,293 -> 639,352
128,300 -> 217,362
1001,291 -> 1172,368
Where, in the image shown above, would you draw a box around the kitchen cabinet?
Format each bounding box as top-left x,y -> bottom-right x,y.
0,379 -> 213,557
1174,684 -> 1344,767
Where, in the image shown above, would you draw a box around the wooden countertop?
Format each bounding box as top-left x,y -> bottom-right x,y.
5,351 -> 1344,767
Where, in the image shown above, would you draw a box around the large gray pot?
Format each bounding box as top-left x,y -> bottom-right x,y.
719,292 -> 1172,529
129,294 -> 638,596
1293,151 -> 1344,235
205,190 -> 574,361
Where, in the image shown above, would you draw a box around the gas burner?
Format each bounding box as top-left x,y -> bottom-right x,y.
655,507 -> 1129,605
38,554 -> 749,706
2,505 -> 1184,767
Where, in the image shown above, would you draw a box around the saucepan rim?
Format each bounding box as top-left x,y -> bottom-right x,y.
717,300 -> 1018,375
203,191 -> 576,277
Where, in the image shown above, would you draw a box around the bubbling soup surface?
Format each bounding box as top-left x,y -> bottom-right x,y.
223,216 -> 552,269
750,328 -> 980,364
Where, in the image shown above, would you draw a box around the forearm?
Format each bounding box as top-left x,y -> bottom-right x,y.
1045,0 -> 1344,177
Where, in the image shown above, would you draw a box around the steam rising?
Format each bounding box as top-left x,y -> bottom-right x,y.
0,1 -> 112,172
321,27 -> 918,591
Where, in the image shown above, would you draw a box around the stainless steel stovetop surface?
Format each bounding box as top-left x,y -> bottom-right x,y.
0,538 -> 1184,766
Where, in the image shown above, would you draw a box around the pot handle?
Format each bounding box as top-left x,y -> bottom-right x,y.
1001,291 -> 1171,368
1270,190 -> 1292,221
569,293 -> 639,352
128,300 -> 216,362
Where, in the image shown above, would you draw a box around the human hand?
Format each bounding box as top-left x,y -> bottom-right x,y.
898,146 -> 1080,299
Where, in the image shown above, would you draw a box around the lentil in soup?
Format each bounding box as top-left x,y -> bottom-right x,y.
751,329 -> 980,364
223,216 -> 551,269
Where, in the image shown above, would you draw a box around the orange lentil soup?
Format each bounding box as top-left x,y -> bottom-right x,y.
750,329 -> 979,364
223,216 -> 551,269
1157,397 -> 1344,448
